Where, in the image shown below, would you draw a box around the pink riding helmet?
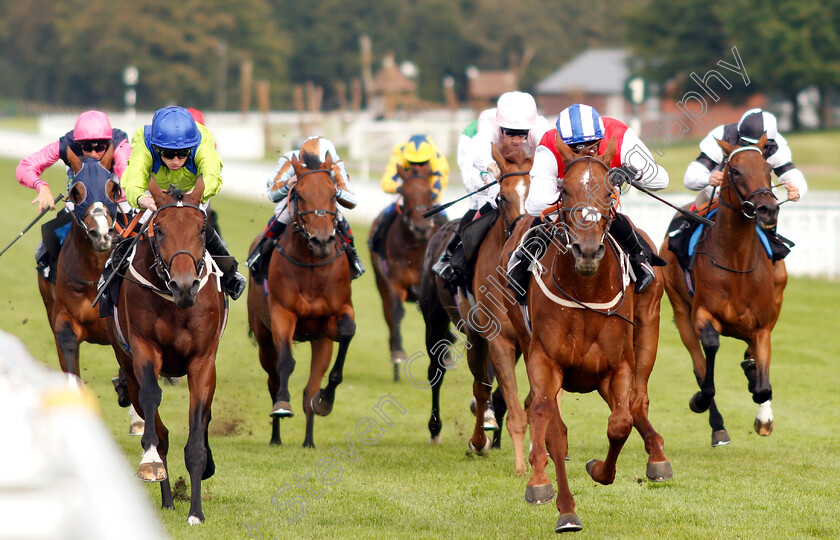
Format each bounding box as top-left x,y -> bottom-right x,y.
73,110 -> 112,141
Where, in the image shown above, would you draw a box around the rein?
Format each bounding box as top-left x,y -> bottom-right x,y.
148,199 -> 208,287
290,169 -> 339,241
397,173 -> 435,241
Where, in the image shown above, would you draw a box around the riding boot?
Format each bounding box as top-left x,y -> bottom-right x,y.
206,227 -> 246,300
246,217 -> 286,272
368,205 -> 398,255
763,225 -> 794,262
337,217 -> 365,280
432,231 -> 461,283
34,242 -> 55,283
611,213 -> 656,294
507,217 -> 548,305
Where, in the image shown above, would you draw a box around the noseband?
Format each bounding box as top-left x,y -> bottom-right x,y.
720,146 -> 775,219
291,168 -> 339,241
398,174 -> 434,237
551,156 -> 617,243
150,200 -> 207,284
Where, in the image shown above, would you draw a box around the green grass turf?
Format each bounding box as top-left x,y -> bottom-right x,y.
2,156 -> 840,539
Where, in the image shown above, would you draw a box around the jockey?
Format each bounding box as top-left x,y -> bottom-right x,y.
368,134 -> 450,255
682,108 -> 806,260
244,135 -> 365,280
16,110 -> 131,283
511,103 -> 669,298
433,91 -> 550,284
120,105 -> 246,300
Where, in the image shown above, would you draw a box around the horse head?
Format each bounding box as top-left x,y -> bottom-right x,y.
716,133 -> 778,230
396,161 -> 436,241
148,178 -> 207,308
66,147 -> 122,252
491,144 -> 532,236
554,136 -> 618,276
291,150 -> 339,258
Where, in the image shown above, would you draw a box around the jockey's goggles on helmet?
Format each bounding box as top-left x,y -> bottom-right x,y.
80,140 -> 109,153
570,140 -> 600,153
501,127 -> 530,138
407,160 -> 430,166
155,146 -> 192,159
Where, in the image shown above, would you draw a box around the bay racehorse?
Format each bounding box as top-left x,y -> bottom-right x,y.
370,161 -> 443,381
247,150 -> 356,448
38,146 -> 123,377
512,137 -> 671,533
106,177 -> 226,524
460,145 -> 532,474
660,133 -> 786,446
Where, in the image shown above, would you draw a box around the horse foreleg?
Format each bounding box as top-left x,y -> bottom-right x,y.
466,335 -> 492,457
524,341 -> 559,507
545,399 -> 580,533
487,337 -> 528,476
270,311 -> 296,418
587,362 -> 633,486
424,302 -> 451,443
133,355 -> 173,508
302,337 -> 334,449
491,384 -> 507,449
751,331 -> 774,435
54,316 -> 81,376
184,358 -> 216,525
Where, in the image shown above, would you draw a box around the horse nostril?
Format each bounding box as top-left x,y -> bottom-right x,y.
571,243 -> 583,259
595,244 -> 606,260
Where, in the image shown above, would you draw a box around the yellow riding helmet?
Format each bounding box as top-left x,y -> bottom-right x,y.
402,134 -> 436,163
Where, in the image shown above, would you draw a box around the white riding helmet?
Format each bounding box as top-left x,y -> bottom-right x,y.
495,91 -> 538,131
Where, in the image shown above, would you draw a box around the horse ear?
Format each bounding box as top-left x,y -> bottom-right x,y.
554,133 -> 575,164
100,144 -> 114,171
106,179 -> 123,204
290,153 -> 304,177
322,151 -> 333,170
756,132 -> 768,150
69,181 -> 86,205
716,137 -> 735,156
67,146 -> 82,174
192,175 -> 205,203
600,137 -> 617,166
396,163 -> 406,178
148,176 -> 164,205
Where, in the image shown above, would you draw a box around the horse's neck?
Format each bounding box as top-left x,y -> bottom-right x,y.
709,203 -> 761,264
551,240 -> 622,295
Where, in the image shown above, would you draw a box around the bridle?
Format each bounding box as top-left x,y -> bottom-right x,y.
496,170 -> 530,238
290,168 -> 339,241
149,200 -> 207,285
719,145 -> 775,219
549,156 -> 617,245
397,173 -> 435,238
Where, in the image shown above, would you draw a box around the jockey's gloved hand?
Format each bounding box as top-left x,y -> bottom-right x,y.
608,165 -> 640,188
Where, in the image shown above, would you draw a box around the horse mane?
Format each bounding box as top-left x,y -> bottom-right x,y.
299,149 -> 322,171
167,184 -> 186,200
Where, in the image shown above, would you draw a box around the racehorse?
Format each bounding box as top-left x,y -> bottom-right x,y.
106,177 -> 226,524
38,147 -> 123,377
513,137 -> 671,532
247,150 -> 356,448
660,133 -> 786,446
369,161 -> 442,381
417,146 -> 531,472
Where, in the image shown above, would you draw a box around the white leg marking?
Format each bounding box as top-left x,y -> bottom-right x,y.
756,400 -> 773,423
141,444 -> 162,465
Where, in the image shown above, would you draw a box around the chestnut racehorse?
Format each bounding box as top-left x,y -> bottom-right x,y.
514,137 -> 671,533
106,177 -> 226,524
370,161 -> 443,380
38,147 -> 123,377
248,150 -> 356,448
660,133 -> 786,446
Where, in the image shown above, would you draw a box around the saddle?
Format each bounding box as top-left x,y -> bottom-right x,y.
448,207 -> 497,295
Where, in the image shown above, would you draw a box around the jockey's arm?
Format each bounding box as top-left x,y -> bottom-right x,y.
684,126 -> 726,191
113,138 -> 132,181
525,145 -> 561,217
430,152 -> 449,202
122,128 -> 154,208
17,141 -> 61,212
767,133 -> 807,201
331,159 -> 357,209
380,153 -> 402,194
267,152 -> 296,202
619,128 -> 669,190
192,127 -> 223,202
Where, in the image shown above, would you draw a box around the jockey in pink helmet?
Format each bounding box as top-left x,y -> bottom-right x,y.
16,110 -> 131,283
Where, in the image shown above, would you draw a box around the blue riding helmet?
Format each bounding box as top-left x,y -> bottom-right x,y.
150,106 -> 201,149
556,103 -> 605,146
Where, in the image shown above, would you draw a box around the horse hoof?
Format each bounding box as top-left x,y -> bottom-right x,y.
483,416 -> 499,432
129,421 -> 145,436
137,461 -> 167,483
555,512 -> 583,533
311,391 -> 334,416
688,393 -> 710,413
711,429 -> 731,447
585,459 -> 599,478
428,436 -> 441,444
754,418 -> 774,436
524,483 -> 555,505
468,437 -> 491,457
270,401 -> 293,417
646,461 -> 674,482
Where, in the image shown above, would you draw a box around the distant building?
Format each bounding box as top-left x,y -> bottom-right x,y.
370,53 -> 417,119
467,67 -> 518,113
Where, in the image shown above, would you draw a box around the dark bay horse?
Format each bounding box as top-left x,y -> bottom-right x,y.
106,177 -> 226,524
369,161 -> 442,380
38,147 -> 123,376
515,137 -> 671,533
248,150 -> 355,448
660,133 -> 786,446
